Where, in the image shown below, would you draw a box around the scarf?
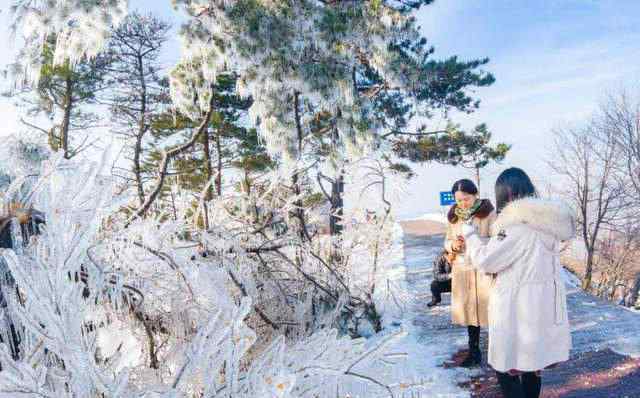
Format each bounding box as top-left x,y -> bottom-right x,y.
454,199 -> 482,222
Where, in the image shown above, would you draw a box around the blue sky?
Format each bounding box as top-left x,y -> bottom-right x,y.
402,0 -> 640,218
1,1 -> 639,218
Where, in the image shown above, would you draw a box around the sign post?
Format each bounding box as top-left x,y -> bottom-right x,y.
439,191 -> 455,219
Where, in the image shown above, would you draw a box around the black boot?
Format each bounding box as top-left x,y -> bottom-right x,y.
460,326 -> 481,367
521,372 -> 541,398
428,280 -> 443,307
460,348 -> 481,367
427,298 -> 441,307
496,371 -> 525,398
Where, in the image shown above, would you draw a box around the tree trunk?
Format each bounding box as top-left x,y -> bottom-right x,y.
126,87 -> 217,227
328,121 -> 345,267
475,167 -> 481,193
133,54 -> 148,208
134,312 -> 159,369
133,132 -> 146,208
200,129 -> 214,230
582,249 -> 595,291
215,133 -> 222,196
580,147 -> 593,291
202,129 -> 214,200
243,170 -> 251,195
60,74 -> 74,159
329,172 -> 344,236
628,273 -> 640,308
292,91 -> 309,241
329,122 -> 344,236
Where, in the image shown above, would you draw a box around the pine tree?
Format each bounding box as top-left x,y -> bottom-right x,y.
105,12 -> 172,207
162,1 -> 502,332
145,72 -> 272,227
393,123 -> 511,188
12,35 -> 112,159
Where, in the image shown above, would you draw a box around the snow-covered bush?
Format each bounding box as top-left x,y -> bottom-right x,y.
0,154 -> 412,397
0,133 -> 49,192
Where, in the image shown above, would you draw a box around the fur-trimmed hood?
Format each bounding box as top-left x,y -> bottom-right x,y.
492,197 -> 576,241
448,199 -> 495,223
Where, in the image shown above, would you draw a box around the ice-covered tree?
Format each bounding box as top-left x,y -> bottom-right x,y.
145,72 -> 270,229
6,35 -> 112,159
164,0 -> 496,266
10,0 -> 497,228
0,155 -> 421,397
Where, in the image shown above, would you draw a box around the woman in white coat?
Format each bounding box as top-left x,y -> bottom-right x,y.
461,168 -> 574,398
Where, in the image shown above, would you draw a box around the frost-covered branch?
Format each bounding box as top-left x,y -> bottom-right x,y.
125,85 -> 216,227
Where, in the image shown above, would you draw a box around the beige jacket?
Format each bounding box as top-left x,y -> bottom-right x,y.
444,200 -> 496,327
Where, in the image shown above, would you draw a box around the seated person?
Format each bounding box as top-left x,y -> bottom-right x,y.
427,250 -> 455,307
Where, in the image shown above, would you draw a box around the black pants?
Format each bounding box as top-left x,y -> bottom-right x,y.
430,279 -> 451,302
468,324 -> 480,352
496,371 -> 541,398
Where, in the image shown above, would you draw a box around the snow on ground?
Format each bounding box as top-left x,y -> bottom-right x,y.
565,284 -> 640,359
349,221 -> 472,397
560,267 -> 581,289
416,212 -> 449,224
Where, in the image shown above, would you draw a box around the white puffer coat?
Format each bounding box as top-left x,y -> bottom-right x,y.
463,198 -> 576,372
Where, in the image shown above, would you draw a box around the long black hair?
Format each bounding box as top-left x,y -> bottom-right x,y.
451,179 -> 478,195
495,168 -> 537,212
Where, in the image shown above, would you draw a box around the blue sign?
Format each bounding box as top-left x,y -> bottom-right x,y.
440,191 -> 455,206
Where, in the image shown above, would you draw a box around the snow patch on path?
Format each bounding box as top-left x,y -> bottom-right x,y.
355,221 -> 470,397
418,212 -> 449,224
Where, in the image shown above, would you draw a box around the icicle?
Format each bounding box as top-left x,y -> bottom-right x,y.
10,0 -> 129,85
10,219 -> 25,255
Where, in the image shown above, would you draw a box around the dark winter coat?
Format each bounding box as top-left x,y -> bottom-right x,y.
432,251 -> 452,282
